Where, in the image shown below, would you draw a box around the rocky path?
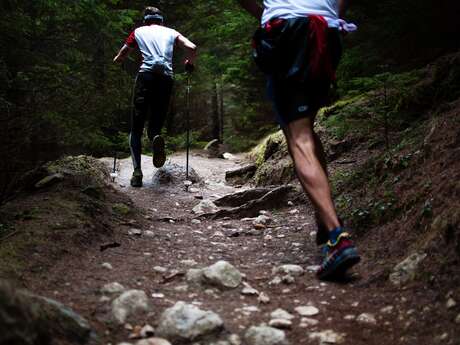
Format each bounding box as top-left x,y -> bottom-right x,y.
27,152 -> 441,345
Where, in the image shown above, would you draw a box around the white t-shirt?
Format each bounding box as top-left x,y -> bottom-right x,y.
126,24 -> 180,76
262,0 -> 340,27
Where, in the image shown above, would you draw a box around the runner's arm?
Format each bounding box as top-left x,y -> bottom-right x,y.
176,34 -> 197,65
339,0 -> 349,18
237,0 -> 263,19
113,44 -> 132,63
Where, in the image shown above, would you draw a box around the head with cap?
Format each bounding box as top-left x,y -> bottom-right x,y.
143,6 -> 164,25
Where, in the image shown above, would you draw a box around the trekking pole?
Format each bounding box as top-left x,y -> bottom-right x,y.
186,73 -> 191,181
184,59 -> 195,183
110,152 -> 118,182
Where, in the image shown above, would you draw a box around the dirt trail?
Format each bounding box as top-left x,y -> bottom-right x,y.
26,152 -> 437,345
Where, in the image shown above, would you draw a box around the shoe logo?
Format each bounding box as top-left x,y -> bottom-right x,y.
298,105 -> 309,113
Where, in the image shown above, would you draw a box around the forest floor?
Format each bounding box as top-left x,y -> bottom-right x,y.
9,150 -> 457,345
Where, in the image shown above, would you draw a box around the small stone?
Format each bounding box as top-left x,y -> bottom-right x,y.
153,266 -> 168,273
156,302 -> 224,342
446,298 -> 457,309
128,228 -> 143,236
273,265 -> 305,277
202,261 -> 242,289
269,276 -> 282,285
343,315 -> 355,321
271,309 -> 295,320
244,326 -> 289,345
389,252 -> 427,286
144,230 -> 155,238
228,334 -> 242,345
136,338 -> 172,345
174,285 -> 189,292
287,201 -> 294,206
300,317 -> 319,326
289,209 -> 299,215
242,306 -> 260,313
253,215 -> 271,226
309,330 -> 344,344
112,290 -> 149,324
269,319 -> 292,329
295,306 -> 319,317
438,333 -> 449,341
241,284 -> 259,296
180,259 -> 198,267
455,313 -> 460,324
258,292 -> 270,304
101,282 -> 125,295
380,306 -> 394,314
152,293 -> 165,299
356,313 -> 377,325
102,262 -> 113,270
264,235 -> 273,241
191,219 -> 202,225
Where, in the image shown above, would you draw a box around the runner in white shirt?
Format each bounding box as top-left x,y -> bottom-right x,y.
114,7 -> 197,188
238,0 -> 360,280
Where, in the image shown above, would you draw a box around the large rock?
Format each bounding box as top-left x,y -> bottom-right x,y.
244,326 -> 289,345
389,252 -> 427,286
249,131 -> 295,186
0,280 -> 93,345
112,290 -> 149,324
156,302 -> 224,342
152,162 -> 200,187
202,261 -> 242,289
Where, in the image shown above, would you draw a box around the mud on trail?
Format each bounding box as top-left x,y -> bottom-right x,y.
3,151 -> 458,345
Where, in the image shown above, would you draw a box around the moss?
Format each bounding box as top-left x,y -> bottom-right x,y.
248,130 -> 286,167
47,155 -> 109,187
112,203 -> 131,216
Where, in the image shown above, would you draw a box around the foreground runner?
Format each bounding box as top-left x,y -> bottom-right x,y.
114,7 -> 197,187
238,0 -> 360,280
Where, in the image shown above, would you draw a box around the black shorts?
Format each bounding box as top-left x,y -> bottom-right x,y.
267,74 -> 333,127
131,71 -> 173,139
253,17 -> 342,127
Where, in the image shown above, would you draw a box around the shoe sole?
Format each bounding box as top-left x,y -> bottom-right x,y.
317,247 -> 361,280
152,135 -> 166,168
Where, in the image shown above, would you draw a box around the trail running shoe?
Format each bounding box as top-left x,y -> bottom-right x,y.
316,217 -> 344,246
317,231 -> 361,280
130,168 -> 143,188
152,135 -> 166,168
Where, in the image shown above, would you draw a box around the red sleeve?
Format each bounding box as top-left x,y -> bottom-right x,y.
125,30 -> 138,48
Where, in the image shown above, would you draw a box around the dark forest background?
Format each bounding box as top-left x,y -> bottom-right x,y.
1,0 -> 459,202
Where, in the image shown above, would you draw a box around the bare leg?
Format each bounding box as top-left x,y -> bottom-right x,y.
283,117 -> 340,231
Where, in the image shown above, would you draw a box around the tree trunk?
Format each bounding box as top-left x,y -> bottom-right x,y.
211,81 -> 220,141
